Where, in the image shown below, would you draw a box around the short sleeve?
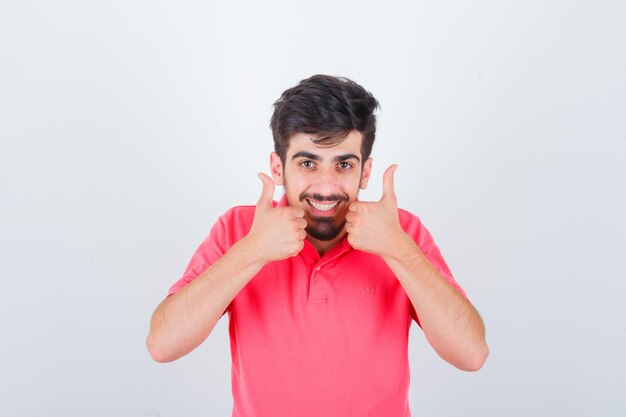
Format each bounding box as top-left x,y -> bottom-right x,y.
399,209 -> 468,327
166,215 -> 229,293
164,205 -> 255,317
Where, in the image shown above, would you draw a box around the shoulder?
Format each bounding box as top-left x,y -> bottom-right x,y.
396,207 -> 437,249
219,204 -> 256,224
219,197 -> 283,224
397,207 -> 424,233
397,207 -> 420,222
213,204 -> 257,241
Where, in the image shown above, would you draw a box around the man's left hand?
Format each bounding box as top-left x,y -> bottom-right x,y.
345,164 -> 410,257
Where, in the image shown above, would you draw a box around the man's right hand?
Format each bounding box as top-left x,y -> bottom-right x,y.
245,173 -> 307,263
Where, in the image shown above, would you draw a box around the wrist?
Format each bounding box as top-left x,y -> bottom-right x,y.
382,231 -> 421,263
233,234 -> 270,268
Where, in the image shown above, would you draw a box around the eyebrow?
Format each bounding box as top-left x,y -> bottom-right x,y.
291,151 -> 360,164
333,153 -> 361,163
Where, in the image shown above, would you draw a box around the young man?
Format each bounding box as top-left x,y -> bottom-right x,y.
147,75 -> 488,417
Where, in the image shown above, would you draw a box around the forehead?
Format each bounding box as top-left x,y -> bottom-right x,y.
286,130 -> 363,158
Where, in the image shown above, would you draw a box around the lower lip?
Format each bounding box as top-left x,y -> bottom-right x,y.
306,199 -> 342,216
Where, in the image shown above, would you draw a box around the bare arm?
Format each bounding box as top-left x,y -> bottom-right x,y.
383,236 -> 488,371
146,236 -> 264,363
346,164 -> 488,371
146,173 -> 306,363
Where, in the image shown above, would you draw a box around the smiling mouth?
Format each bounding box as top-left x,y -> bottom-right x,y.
306,199 -> 340,212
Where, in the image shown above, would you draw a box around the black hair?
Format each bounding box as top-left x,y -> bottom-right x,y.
270,74 -> 380,165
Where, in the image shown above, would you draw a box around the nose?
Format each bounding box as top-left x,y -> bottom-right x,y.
309,166 -> 343,197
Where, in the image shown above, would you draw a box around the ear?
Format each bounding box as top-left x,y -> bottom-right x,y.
269,152 -> 284,186
359,157 -> 373,189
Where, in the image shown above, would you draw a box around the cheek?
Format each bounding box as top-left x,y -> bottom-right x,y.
284,174 -> 309,201
342,176 -> 362,196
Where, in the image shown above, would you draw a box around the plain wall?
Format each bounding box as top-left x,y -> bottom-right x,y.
1,1 -> 625,416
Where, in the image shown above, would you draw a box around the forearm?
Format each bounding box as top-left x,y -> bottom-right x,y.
146,236 -> 264,363
383,233 -> 489,371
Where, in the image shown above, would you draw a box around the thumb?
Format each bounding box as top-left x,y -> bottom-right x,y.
256,173 -> 276,208
381,164 -> 398,204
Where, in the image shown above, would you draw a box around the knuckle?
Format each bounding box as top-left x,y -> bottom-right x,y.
286,208 -> 299,217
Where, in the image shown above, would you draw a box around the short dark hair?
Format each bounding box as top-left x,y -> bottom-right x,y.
270,74 -> 380,165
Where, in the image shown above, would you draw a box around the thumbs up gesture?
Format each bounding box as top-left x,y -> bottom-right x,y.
345,164 -> 408,257
246,173 -> 308,263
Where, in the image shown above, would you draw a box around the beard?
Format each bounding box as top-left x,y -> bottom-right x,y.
300,191 -> 349,241
306,216 -> 346,241
282,172 -> 360,242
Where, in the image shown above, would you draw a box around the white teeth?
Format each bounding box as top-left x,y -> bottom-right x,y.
308,200 -> 339,211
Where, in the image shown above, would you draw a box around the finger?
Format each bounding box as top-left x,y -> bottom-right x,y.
289,207 -> 305,218
295,217 -> 307,229
292,217 -> 307,229
381,164 -> 398,203
257,173 -> 276,207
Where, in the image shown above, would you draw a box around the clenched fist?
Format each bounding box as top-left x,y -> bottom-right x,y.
345,164 -> 409,257
246,173 -> 308,263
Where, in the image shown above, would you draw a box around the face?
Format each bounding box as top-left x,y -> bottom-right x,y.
270,130 -> 372,244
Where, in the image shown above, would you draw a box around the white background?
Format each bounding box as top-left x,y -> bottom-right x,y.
1,1 -> 625,416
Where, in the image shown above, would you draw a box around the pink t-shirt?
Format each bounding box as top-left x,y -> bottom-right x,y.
167,196 -> 467,417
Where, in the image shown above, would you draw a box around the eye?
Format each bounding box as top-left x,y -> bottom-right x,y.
300,160 -> 315,169
338,161 -> 353,170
